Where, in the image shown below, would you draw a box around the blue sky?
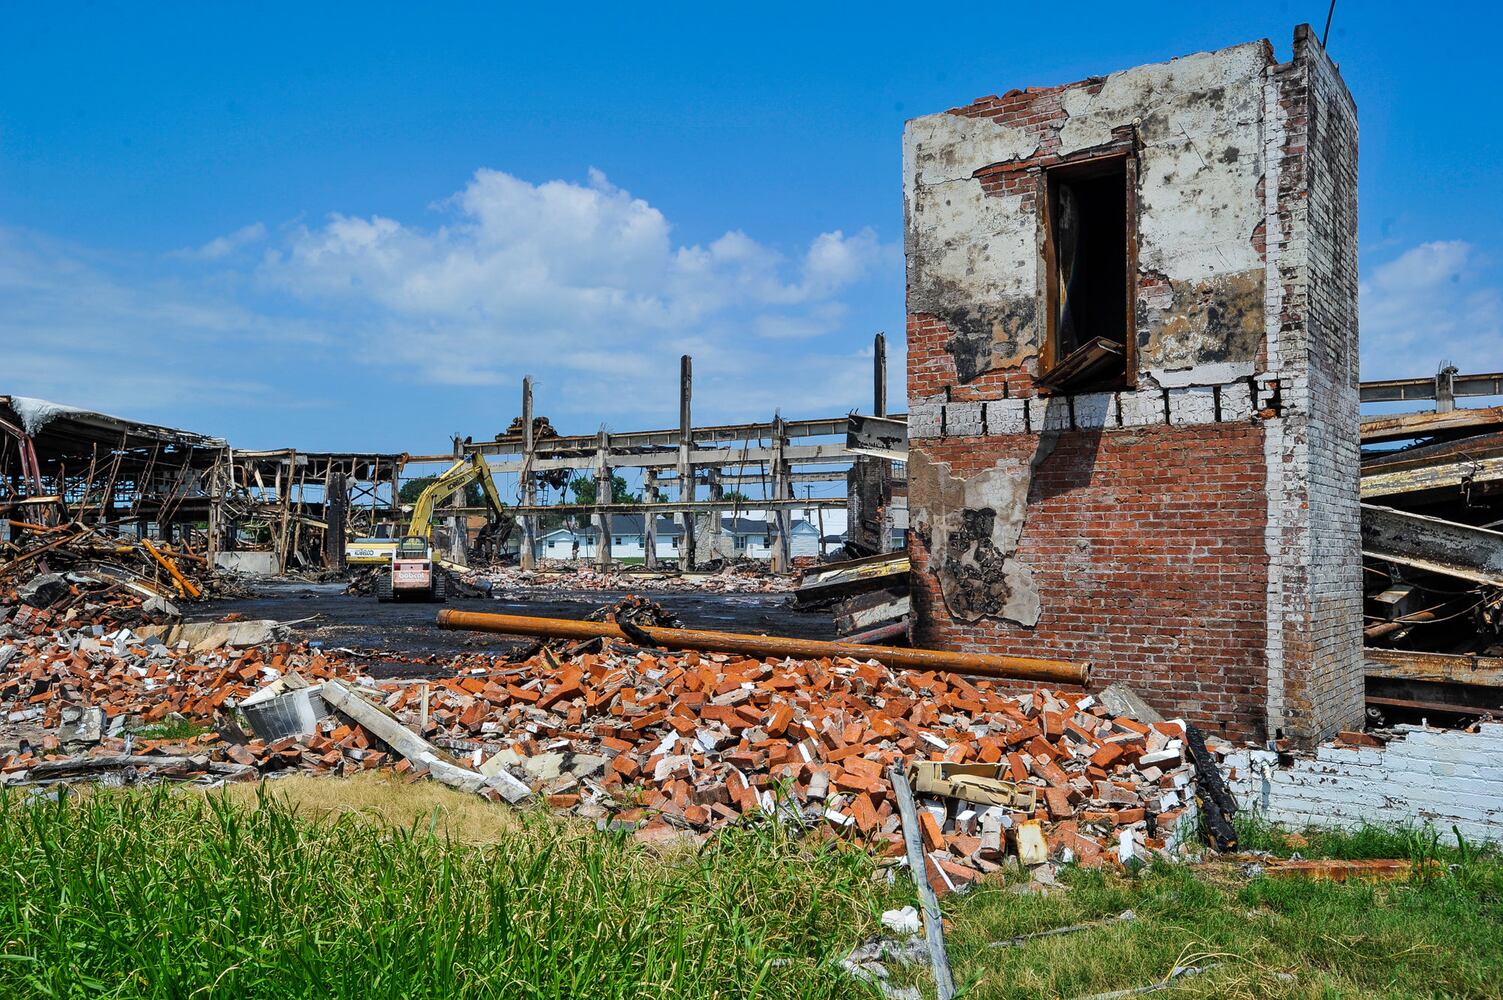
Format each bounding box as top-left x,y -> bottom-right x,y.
2,2 -> 1500,453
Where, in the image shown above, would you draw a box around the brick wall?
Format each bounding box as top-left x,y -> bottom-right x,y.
1223,725 -> 1503,845
911,424 -> 1269,742
903,29 -> 1360,745
1262,26 -> 1363,742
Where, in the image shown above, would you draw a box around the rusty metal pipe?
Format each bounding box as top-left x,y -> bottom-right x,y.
435,609 -> 1090,686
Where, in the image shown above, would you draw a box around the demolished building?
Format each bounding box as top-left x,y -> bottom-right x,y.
903,27 -> 1360,745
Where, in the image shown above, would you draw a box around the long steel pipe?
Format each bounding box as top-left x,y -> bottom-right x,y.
435,609 -> 1090,686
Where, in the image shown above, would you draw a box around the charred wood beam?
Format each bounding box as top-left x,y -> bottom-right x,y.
846,413 -> 908,462
1365,648 -> 1503,689
507,497 -> 847,516
1361,503 -> 1503,586
1362,428 -> 1503,473
1360,405 -> 1503,444
464,416 -> 900,456
1361,455 -> 1503,500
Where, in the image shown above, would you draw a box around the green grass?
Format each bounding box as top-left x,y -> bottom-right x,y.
130,719 -> 214,742
907,821 -> 1503,1000
3,789 -> 1500,1000
0,787 -> 891,999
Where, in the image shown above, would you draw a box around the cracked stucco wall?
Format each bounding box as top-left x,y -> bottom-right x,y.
907,444 -> 1053,626
904,39 -> 1271,393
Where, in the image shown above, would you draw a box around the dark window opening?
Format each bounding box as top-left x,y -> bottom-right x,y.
1041,156 -> 1134,392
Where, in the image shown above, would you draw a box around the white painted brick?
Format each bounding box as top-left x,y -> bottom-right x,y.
1117,388 -> 1166,427
943,401 -> 983,437
1027,397 -> 1071,432
1167,386 -> 1217,425
909,402 -> 942,440
984,399 -> 1027,435
1220,728 -> 1503,844
1072,392 -> 1118,429
1218,380 -> 1255,421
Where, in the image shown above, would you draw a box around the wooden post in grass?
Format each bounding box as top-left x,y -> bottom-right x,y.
890,765 -> 955,1000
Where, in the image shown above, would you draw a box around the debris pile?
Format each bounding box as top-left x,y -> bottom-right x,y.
1,607 -> 1198,894
794,552 -> 911,642
1,521 -> 235,626
462,563 -> 793,595
1360,394 -> 1503,724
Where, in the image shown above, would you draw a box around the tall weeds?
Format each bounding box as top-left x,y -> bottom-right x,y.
0,788 -> 884,999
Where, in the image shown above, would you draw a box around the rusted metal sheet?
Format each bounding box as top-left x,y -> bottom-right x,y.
435,608 -> 1090,686
1360,504 -> 1503,585
846,413 -> 908,462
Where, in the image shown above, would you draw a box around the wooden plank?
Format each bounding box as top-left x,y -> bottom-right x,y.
889,766 -> 956,1000
1360,405 -> 1503,443
141,537 -> 202,599
1036,336 -> 1125,391
1365,648 -> 1503,689
24,754 -> 196,779
1365,694 -> 1492,717
1362,429 -> 1503,474
1360,503 -> 1503,585
1361,455 -> 1503,500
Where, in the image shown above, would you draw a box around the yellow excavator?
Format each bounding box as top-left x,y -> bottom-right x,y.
347,454 -> 510,602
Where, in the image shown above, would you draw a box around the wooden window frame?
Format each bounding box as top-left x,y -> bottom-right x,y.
1038,150 -> 1139,393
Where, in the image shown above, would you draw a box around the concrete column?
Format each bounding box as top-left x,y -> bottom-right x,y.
644,469 -> 659,569
595,429 -> 612,569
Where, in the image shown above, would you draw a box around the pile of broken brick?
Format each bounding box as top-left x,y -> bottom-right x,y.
2,603 -> 1205,895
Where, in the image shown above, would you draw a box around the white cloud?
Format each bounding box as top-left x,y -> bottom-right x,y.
0,168 -> 898,439
173,222 -> 267,261
257,168 -> 896,402
1360,240 -> 1503,380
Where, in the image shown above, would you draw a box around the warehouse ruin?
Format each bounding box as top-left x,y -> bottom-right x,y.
3,26 -> 1503,847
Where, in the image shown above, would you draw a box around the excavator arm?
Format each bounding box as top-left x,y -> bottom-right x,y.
404,455 -> 509,541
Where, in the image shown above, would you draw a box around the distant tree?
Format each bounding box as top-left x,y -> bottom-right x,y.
399,476 -> 485,508
568,475 -> 639,506
720,489 -> 753,506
